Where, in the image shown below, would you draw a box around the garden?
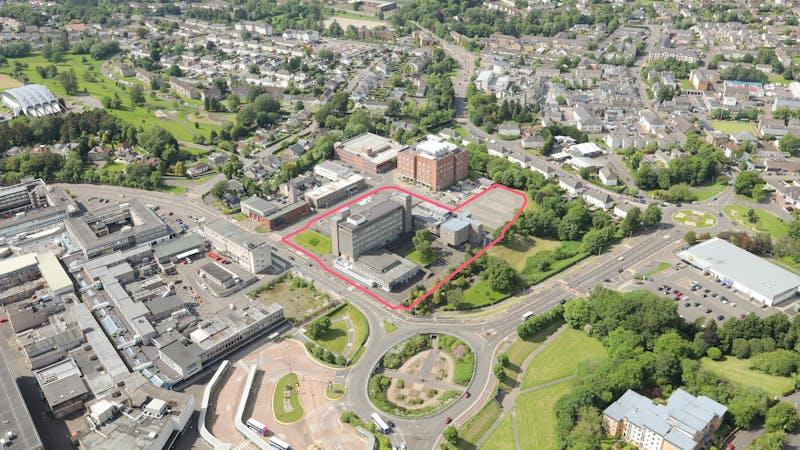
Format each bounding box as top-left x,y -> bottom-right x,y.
304,303 -> 369,366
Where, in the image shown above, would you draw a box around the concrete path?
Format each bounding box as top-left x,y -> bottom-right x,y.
381,369 -> 465,392
419,342 -> 440,380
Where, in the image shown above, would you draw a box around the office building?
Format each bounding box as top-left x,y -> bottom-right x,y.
334,132 -> 406,173
397,135 -> 469,191
603,389 -> 726,450
201,220 -> 272,274
305,174 -> 367,208
34,357 -> 89,418
65,200 -> 171,258
0,251 -> 74,304
240,196 -> 311,230
439,214 -> 482,247
678,237 -> 800,306
331,193 -> 412,259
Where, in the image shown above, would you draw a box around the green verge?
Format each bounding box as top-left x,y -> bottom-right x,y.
457,399 -> 502,448
724,205 -> 789,238
273,373 -> 304,423
462,279 -> 509,309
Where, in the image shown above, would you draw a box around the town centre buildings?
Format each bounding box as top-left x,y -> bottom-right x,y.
678,237 -> 800,306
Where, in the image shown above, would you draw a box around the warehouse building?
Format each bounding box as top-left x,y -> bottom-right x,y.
678,237 -> 800,306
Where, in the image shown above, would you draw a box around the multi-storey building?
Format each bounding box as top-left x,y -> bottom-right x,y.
602,389 -> 727,450
201,219 -> 272,273
0,179 -> 78,238
397,136 -> 469,191
331,193 -> 412,259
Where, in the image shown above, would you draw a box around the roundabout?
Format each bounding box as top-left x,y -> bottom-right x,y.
672,209 -> 717,228
368,334 -> 475,418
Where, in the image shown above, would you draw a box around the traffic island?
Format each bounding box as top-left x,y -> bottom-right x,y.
273,372 -> 304,424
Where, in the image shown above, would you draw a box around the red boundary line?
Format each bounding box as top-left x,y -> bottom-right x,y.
281,183 -> 527,311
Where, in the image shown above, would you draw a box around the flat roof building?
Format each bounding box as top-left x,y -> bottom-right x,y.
0,179 -> 78,238
305,174 -> 367,208
240,196 -> 311,230
201,219 -> 272,274
678,237 -> 800,306
34,357 -> 89,418
0,342 -> 43,450
334,133 -> 406,174
331,193 -> 412,259
0,251 -> 74,302
66,200 -> 171,258
397,135 -> 469,191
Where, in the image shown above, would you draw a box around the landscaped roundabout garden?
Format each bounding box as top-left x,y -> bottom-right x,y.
368,334 -> 475,418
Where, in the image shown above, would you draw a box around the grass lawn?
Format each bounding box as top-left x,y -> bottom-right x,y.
488,235 -> 561,272
672,209 -> 717,228
724,205 -> 788,238
645,261 -> 671,277
325,383 -> 346,400
230,213 -> 248,222
273,373 -> 304,423
0,54 -> 225,142
691,182 -> 727,201
255,225 -> 269,233
480,414 -> 515,450
458,400 -> 502,449
679,79 -> 693,91
403,248 -> 439,266
463,279 -> 509,309
701,357 -> 795,397
312,304 -> 369,361
454,125 -> 469,138
294,229 -> 332,255
768,73 -> 791,85
522,328 -> 606,389
710,120 -> 757,136
160,184 -> 187,195
516,381 -> 575,450
383,320 -> 398,333
520,241 -> 588,285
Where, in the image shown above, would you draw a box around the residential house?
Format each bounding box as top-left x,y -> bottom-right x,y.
583,190 -> 614,210
598,168 -> 618,186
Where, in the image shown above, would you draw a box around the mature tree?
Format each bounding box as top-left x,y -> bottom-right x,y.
484,259 -> 519,293
138,127 -> 177,157
58,69 -> 79,94
765,403 -> 800,432
306,316 -> 331,339
129,84 -> 145,106
780,134 -> 800,156
734,171 -> 765,198
642,205 -> 662,229
750,431 -> 787,450
684,230 -> 697,245
210,180 -> 227,199
412,228 -> 436,264
728,391 -> 770,428
443,426 -> 459,445
620,207 -> 642,236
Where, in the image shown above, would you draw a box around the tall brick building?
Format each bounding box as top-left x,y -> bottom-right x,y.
397,135 -> 468,191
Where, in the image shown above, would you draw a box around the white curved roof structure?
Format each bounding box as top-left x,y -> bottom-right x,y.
1,84 -> 64,117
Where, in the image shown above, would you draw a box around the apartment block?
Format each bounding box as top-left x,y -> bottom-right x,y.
397,135 -> 468,191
